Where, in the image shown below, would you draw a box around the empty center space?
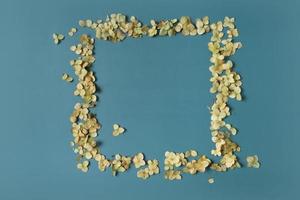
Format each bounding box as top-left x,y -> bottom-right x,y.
94,36 -> 213,155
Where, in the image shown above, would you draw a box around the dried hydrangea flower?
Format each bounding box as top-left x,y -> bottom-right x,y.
221,154 -> 236,168
177,16 -> 197,36
77,160 -> 89,172
111,154 -> 131,176
183,160 -> 198,174
190,150 -> 197,157
195,16 -> 210,35
62,73 -> 73,82
136,159 -> 159,179
137,168 -> 150,180
53,33 -> 64,44
164,151 -> 181,170
133,153 -> 146,168
95,154 -> 110,171
147,159 -> 159,175
112,124 -> 125,136
148,20 -> 158,37
164,170 -> 181,180
223,17 -> 235,29
195,155 -> 211,172
247,155 -> 260,168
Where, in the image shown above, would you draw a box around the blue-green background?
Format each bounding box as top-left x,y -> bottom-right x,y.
0,0 -> 299,199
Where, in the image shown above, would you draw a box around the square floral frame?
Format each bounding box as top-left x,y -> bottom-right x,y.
55,13 -> 259,181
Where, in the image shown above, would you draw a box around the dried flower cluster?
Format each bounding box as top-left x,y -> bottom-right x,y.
137,160 -> 160,180
54,13 -> 260,181
65,29 -> 161,179
68,34 -> 101,173
164,150 -> 211,180
207,16 -> 244,172
78,14 -> 213,42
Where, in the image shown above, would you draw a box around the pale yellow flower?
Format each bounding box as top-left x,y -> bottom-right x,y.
195,16 -> 210,35
111,154 -> 131,175
222,154 -> 236,168
175,16 -> 197,36
148,20 -> 158,37
112,124 -> 125,136
165,151 -> 180,166
194,155 -> 211,172
137,168 -> 150,180
164,170 -> 181,180
147,160 -> 159,175
95,154 -> 110,171
224,16 -> 235,29
133,153 -> 146,168
183,160 -> 197,174
210,163 -> 227,172
247,155 -> 260,168
77,160 -> 89,172
52,33 -> 64,44
210,21 -> 223,32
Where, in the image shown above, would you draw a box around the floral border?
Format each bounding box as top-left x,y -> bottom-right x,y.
57,13 -> 258,181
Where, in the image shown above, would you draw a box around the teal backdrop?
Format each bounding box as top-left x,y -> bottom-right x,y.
0,0 -> 299,199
